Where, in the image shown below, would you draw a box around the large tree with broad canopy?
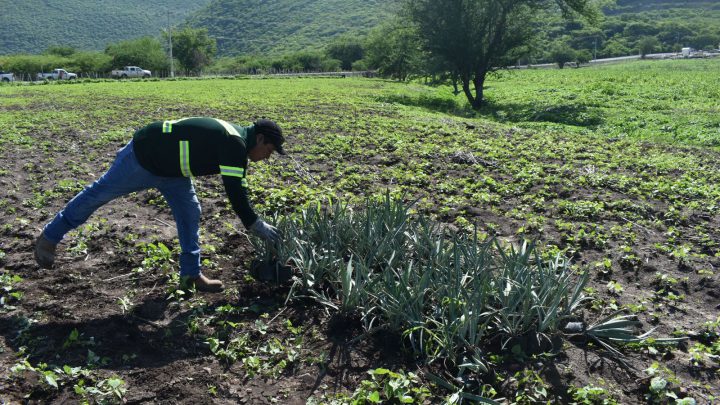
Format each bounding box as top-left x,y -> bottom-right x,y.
404,0 -> 598,109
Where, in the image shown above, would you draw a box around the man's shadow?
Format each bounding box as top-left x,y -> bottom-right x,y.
1,293 -> 226,370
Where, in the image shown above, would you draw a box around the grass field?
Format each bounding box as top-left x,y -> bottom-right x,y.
0,59 -> 718,403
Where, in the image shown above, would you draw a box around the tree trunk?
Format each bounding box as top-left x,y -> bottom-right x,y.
461,75 -> 475,108
471,71 -> 487,110
451,73 -> 461,95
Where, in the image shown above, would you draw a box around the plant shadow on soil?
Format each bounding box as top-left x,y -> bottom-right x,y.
479,100 -> 605,128
378,93 -> 477,117
379,92 -> 605,128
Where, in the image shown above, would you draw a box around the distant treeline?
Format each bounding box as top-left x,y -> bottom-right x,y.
0,35 -> 362,78
0,39 -> 169,79
0,30 -> 376,78
2,1 -> 719,79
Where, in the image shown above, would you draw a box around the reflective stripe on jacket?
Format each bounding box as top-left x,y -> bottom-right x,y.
132,117 -> 259,227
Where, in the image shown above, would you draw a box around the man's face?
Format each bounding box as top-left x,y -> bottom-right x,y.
249,134 -> 276,162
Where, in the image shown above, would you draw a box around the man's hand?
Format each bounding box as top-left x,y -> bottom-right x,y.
250,219 -> 280,242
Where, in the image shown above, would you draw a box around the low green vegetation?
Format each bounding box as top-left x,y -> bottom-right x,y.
10,359 -> 127,404
0,272 -> 23,311
481,59 -> 720,146
568,384 -> 620,404
0,58 -> 717,402
309,368 -> 431,404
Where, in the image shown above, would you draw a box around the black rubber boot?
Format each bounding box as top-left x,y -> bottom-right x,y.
34,232 -> 57,269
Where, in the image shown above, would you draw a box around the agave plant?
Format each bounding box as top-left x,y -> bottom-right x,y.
250,193 -> 656,374
582,311 -> 687,359
490,240 -> 590,350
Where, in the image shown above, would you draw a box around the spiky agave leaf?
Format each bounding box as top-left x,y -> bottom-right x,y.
583,311 -> 688,360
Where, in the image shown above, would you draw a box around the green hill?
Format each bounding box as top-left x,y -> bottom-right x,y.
0,0 -> 212,55
186,0 -> 397,56
528,0 -> 720,60
2,0 -> 717,58
186,0 -> 718,57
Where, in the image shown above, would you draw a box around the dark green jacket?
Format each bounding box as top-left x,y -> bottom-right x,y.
132,117 -> 258,227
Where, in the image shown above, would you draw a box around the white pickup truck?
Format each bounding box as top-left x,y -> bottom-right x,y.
37,69 -> 77,80
111,66 -> 152,78
0,71 -> 14,82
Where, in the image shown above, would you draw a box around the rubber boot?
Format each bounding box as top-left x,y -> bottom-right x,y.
182,273 -> 224,293
34,232 -> 57,269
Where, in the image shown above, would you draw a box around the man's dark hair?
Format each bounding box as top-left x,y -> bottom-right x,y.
254,119 -> 285,155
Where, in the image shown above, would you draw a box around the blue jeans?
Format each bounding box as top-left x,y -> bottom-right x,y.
43,140 -> 202,278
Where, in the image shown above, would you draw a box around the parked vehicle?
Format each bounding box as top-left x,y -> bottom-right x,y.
0,71 -> 14,82
111,66 -> 152,78
37,69 -> 77,80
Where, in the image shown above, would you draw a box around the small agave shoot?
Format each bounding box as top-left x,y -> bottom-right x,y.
250,238 -> 293,283
250,194 -> 685,385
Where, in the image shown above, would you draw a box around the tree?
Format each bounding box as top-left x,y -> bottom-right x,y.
326,35 -> 364,70
600,35 -> 631,58
364,19 -> 424,81
405,0 -> 597,109
623,22 -> 658,38
656,21 -> 693,49
105,37 -> 169,72
165,27 -> 217,74
566,27 -> 604,52
688,32 -> 720,50
206,56 -> 271,75
550,43 -> 576,68
637,36 -> 659,58
574,49 -> 592,66
69,52 -> 113,75
272,51 -> 339,72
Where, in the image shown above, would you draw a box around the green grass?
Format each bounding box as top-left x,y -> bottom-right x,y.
382,58 -> 720,147
484,59 -> 720,147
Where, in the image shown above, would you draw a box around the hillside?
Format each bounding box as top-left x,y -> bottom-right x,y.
2,0 -> 717,58
0,0 -> 212,55
186,0 -> 397,56
525,0 -> 720,61
185,0 -> 718,57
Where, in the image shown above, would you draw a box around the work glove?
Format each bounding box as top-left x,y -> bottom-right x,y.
251,219 -> 280,243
